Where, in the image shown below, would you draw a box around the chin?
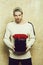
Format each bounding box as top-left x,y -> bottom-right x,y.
15,19 -> 22,23
16,21 -> 21,23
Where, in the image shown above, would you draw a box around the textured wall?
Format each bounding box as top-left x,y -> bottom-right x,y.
0,0 -> 43,65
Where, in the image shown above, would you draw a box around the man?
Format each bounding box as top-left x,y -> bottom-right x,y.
3,7 -> 36,65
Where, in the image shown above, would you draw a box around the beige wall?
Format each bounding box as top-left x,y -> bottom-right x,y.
0,0 -> 43,65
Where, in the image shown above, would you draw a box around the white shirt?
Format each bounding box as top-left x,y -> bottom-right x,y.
3,21 -> 35,59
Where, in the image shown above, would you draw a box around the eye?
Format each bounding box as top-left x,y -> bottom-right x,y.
19,14 -> 21,16
19,15 -> 20,16
15,15 -> 17,16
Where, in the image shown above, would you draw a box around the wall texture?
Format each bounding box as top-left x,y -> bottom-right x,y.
0,0 -> 43,65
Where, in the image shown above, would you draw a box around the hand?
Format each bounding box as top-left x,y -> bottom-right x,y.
26,47 -> 30,52
14,51 -> 26,55
11,45 -> 15,52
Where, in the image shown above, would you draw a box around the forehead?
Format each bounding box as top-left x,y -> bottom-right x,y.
14,11 -> 22,15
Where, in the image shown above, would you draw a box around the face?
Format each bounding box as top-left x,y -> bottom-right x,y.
14,11 -> 23,23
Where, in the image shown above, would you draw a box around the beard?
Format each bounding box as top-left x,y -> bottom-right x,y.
15,18 -> 22,24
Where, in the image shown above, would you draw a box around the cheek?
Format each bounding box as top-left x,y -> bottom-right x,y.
14,17 -> 18,19
19,16 -> 22,19
14,16 -> 22,19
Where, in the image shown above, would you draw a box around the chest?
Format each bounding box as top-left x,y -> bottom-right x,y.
10,24 -> 31,36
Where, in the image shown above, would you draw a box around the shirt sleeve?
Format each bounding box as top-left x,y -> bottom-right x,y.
3,24 -> 14,50
26,23 -> 36,50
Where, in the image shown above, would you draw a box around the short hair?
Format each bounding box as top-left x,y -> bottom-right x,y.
13,7 -> 23,16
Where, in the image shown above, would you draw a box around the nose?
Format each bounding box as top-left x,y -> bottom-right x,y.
17,15 -> 19,18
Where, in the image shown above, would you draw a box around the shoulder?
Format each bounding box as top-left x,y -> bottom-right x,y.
28,22 -> 34,28
7,21 -> 14,26
28,22 -> 35,35
7,21 -> 14,27
6,21 -> 14,29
